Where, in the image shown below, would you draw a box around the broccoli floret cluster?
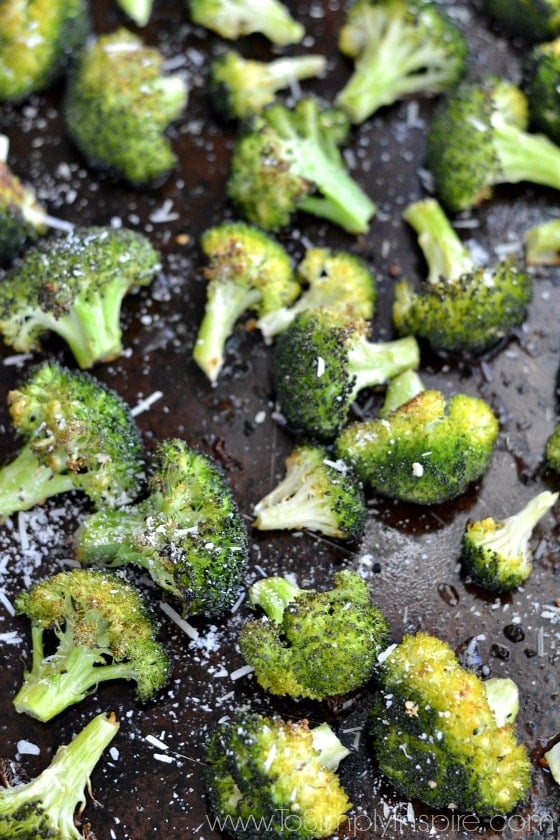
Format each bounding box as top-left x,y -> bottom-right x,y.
482,0 -> 560,41
188,0 -> 305,45
524,36 -> 560,143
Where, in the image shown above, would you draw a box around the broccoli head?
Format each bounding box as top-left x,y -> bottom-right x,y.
524,217 -> 560,264
335,0 -> 467,124
392,198 -> 532,357
271,308 -> 420,440
335,389 -> 499,504
0,360 -> 144,520
205,712 -> 351,840
227,97 -> 377,234
0,711 -> 119,839
238,570 -> 389,700
192,221 -> 300,383
13,569 -> 169,721
369,632 -> 531,816
64,28 -> 188,186
188,0 -> 305,45
253,444 -> 366,540
524,36 -> 560,144
426,76 -> 560,213
75,438 -> 249,618
482,0 -> 560,41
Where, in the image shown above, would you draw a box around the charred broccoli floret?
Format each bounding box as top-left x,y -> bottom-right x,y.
482,0 -> 560,41
0,360 -> 144,520
188,0 -> 305,45
271,308 -> 420,440
253,444 -> 366,539
238,570 -> 389,700
227,97 -> 376,234
335,389 -> 499,504
13,569 -> 169,721
335,0 -> 467,124
524,217 -> 560,264
524,37 -> 560,143
192,221 -> 299,383
462,490 -> 558,592
75,438 -> 248,618
116,0 -> 154,25
0,711 -> 119,839
64,28 -> 188,185
369,632 -> 531,816
205,712 -> 351,839
426,76 -> 560,213
392,198 -> 532,357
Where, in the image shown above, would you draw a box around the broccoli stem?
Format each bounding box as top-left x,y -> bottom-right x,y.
0,445 -> 77,520
494,118 -> 560,190
310,723 -> 350,771
50,293 -> 126,368
265,55 -> 327,88
379,368 -> 425,417
347,334 -> 420,401
524,218 -> 560,265
248,576 -> 300,624
402,198 -> 473,285
480,490 -> 558,563
484,677 -> 519,727
116,0 -> 153,26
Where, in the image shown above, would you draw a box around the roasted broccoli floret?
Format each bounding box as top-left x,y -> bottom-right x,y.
75,438 -> 248,618
116,0 -> 154,25
524,217 -> 560,264
0,0 -> 89,102
192,221 -> 299,383
392,198 -> 532,357
369,632 -> 531,816
335,389 -> 499,504
64,28 -> 188,186
335,0 -> 467,125
205,712 -> 351,840
257,246 -> 377,342
545,423 -> 560,472
271,308 -> 420,440
227,97 -> 377,234
524,37 -> 560,143
0,361 -> 143,520
13,569 -> 169,721
209,49 -> 327,121
238,570 -> 389,700
482,0 -> 560,41
462,491 -> 558,592
253,444 -> 366,539
0,135 -> 48,261
0,225 -> 160,369
188,0 -> 305,45
0,711 -> 119,838
426,76 -> 560,213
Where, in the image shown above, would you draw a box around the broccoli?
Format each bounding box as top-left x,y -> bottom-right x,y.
227,97 -> 377,234
192,221 -> 300,383
252,444 -> 366,539
425,76 -> 560,213
0,711 -> 119,838
545,423 -> 560,472
0,360 -> 144,520
524,37 -> 560,144
335,0 -> 467,125
392,198 -> 532,357
544,741 -> 560,785
257,246 -> 377,342
75,438 -> 249,618
116,0 -> 154,26
64,28 -> 188,186
524,217 -> 560,264
271,308 -> 420,440
187,0 -> 305,45
209,49 -> 327,121
335,389 -> 499,504
462,491 -> 558,592
378,367 -> 425,417
0,225 -> 160,369
205,712 -> 351,840
238,570 -> 389,700
0,135 -> 48,262
0,0 -> 89,102
369,632 -> 531,816
482,0 -> 560,41
13,569 -> 169,722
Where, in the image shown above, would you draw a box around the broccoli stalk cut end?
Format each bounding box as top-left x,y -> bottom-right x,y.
524,218 -> 560,265
116,0 -> 154,26
484,677 -> 520,727
248,575 -> 301,624
310,722 -> 351,771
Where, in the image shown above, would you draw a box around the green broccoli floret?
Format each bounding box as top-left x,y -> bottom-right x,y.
392,198 -> 532,357
13,569 -> 169,721
0,360 -> 144,520
227,97 -> 377,234
0,135 -> 48,262
482,0 -> 560,41
75,438 -> 248,618
253,444 -> 366,539
64,28 -> 188,186
0,711 -> 119,838
369,632 -> 531,816
192,221 -> 300,383
188,0 -> 305,45
524,37 -> 560,143
378,368 -> 425,417
205,712 -> 351,840
257,246 -> 377,342
116,0 -> 154,25
271,308 -> 420,440
0,0 -> 89,102
462,491 -> 558,592
426,76 -> 560,213
335,0 -> 467,125
238,570 -> 389,699
546,423 -> 560,473
209,49 -> 327,121
0,225 -> 160,369
335,389 -> 499,504
524,217 -> 560,264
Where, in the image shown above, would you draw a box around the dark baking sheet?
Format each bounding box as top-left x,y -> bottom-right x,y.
2,2 -> 560,838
